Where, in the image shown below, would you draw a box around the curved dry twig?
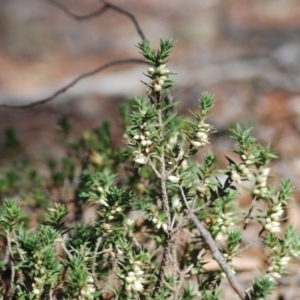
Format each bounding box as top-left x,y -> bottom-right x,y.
0,58 -> 147,109
0,1 -> 147,109
48,0 -> 146,40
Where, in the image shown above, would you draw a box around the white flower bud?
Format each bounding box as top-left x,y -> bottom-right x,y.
133,134 -> 140,140
270,226 -> 281,234
271,272 -> 281,279
239,164 -> 246,170
161,69 -> 170,75
33,288 -> 41,295
241,154 -> 247,160
162,223 -> 168,232
265,223 -> 272,231
156,64 -> 166,71
154,84 -> 162,91
256,176 -> 265,183
128,271 -> 135,278
146,140 -> 152,146
133,279 -> 144,292
245,159 -> 253,165
88,286 -> 95,294
145,131 -> 150,136
152,217 -> 158,224
280,256 -> 290,263
196,131 -> 207,139
253,188 -> 261,195
140,135 -> 145,140
87,276 -> 94,284
242,167 -> 250,176
134,154 -> 148,165
126,218 -> 135,226
126,276 -> 134,283
190,140 -> 203,148
147,67 -> 155,74
158,79 -> 164,86
168,175 -> 180,183
272,204 -> 282,212
261,168 -> 270,176
141,140 -> 147,146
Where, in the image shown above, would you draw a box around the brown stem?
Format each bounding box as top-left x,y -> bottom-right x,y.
152,231 -> 172,298
180,186 -> 246,300
6,233 -> 15,300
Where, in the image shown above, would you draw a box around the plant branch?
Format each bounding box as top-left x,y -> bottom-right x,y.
148,158 -> 162,179
6,233 -> 15,300
152,231 -> 173,298
243,196 -> 257,230
48,0 -> 145,40
179,185 -> 246,300
0,59 -> 147,109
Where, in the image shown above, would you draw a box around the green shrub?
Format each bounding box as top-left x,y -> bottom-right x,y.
0,39 -> 299,300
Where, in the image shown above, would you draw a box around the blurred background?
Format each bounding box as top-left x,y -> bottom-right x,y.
1,0 -> 300,297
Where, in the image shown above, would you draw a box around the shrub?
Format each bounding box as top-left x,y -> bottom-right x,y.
0,39 -> 299,300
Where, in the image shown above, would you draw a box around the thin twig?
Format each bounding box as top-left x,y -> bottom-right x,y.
6,233 -> 15,300
243,196 -> 257,230
48,0 -> 145,40
180,186 -> 246,300
152,231 -> 172,298
0,59 -> 147,109
148,158 -> 162,179
152,106 -> 174,297
12,229 -> 25,263
61,238 -> 72,259
92,237 -> 102,282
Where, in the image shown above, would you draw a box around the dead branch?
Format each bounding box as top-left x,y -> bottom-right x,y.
0,58 -> 147,109
48,0 -> 146,40
0,1 -> 147,109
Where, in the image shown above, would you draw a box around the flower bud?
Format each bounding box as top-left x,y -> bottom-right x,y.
147,67 -> 155,74
190,140 -> 203,148
154,84 -> 162,91
167,175 -> 180,183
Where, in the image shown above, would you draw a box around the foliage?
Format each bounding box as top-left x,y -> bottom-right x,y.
0,39 -> 299,300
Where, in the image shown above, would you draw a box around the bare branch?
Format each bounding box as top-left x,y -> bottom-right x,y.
0,58 -> 147,109
179,185 -> 246,300
148,158 -> 162,179
0,0 -> 147,109
48,0 -> 146,40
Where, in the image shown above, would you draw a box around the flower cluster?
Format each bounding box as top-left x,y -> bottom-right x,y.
132,123 -> 154,165
197,178 -> 210,197
133,151 -> 148,165
267,255 -> 291,281
253,168 -> 270,196
230,169 -> 242,184
133,125 -> 152,153
125,263 -> 145,293
212,211 -> 235,241
190,121 -> 210,148
78,276 -> 96,300
152,215 -> 168,232
264,202 -> 283,234
147,64 -> 170,92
